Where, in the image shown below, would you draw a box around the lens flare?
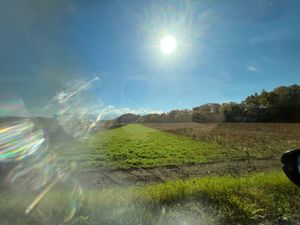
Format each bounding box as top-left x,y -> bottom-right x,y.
25,175 -> 61,214
1,90 -> 85,224
0,119 -> 46,161
7,153 -> 57,190
64,182 -> 84,223
54,77 -> 101,140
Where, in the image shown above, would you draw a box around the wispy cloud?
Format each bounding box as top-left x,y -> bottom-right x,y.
246,65 -> 263,74
95,105 -> 164,120
53,76 -> 100,104
50,77 -> 163,120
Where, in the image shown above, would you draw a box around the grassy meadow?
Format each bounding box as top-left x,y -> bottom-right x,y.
145,123 -> 300,160
2,122 -> 300,224
1,172 -> 300,225
71,123 -> 300,169
85,124 -> 227,168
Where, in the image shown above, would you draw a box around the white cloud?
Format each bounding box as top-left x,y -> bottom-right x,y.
50,77 -> 163,120
94,105 -> 164,120
53,76 -> 100,104
246,65 -> 263,74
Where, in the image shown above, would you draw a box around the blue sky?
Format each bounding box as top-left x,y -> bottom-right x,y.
1,0 -> 300,116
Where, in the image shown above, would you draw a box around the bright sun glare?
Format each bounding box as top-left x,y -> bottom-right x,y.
160,35 -> 177,55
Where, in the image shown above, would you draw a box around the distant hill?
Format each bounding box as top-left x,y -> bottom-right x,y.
114,84 -> 300,123
2,85 -> 299,129
115,113 -> 141,123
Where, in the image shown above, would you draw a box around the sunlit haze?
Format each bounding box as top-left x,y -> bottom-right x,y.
1,1 -> 300,225
0,0 -> 299,116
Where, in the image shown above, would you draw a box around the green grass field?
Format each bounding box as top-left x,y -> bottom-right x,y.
1,172 -> 300,225
72,123 -> 300,169
84,124 -> 230,169
2,123 -> 300,224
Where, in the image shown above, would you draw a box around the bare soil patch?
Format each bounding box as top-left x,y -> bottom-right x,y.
79,158 -> 282,188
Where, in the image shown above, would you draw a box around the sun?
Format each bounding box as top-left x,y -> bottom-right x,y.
160,35 -> 177,55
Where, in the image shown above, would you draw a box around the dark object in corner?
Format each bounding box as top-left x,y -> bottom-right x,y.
281,149 -> 300,187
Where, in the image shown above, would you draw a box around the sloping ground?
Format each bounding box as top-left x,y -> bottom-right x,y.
70,123 -> 286,188
83,122 -> 300,170
1,172 -> 300,225
84,124 -> 233,169
144,122 -> 300,160
1,122 -> 289,188
1,122 -> 300,224
78,159 -> 282,188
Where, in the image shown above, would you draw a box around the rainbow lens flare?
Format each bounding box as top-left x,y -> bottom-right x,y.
0,119 -> 46,161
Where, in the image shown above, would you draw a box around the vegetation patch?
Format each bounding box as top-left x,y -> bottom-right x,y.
146,122 -> 300,160
62,123 -> 300,170
141,171 -> 300,223
85,124 -> 228,169
1,172 -> 299,225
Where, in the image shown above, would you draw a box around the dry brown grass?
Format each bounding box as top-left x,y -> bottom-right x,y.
144,122 -> 300,160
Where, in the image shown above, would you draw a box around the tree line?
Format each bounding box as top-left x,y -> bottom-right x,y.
116,109 -> 192,123
116,84 -> 300,123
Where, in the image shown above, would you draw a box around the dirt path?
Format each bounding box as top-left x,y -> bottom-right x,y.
79,158 -> 282,188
